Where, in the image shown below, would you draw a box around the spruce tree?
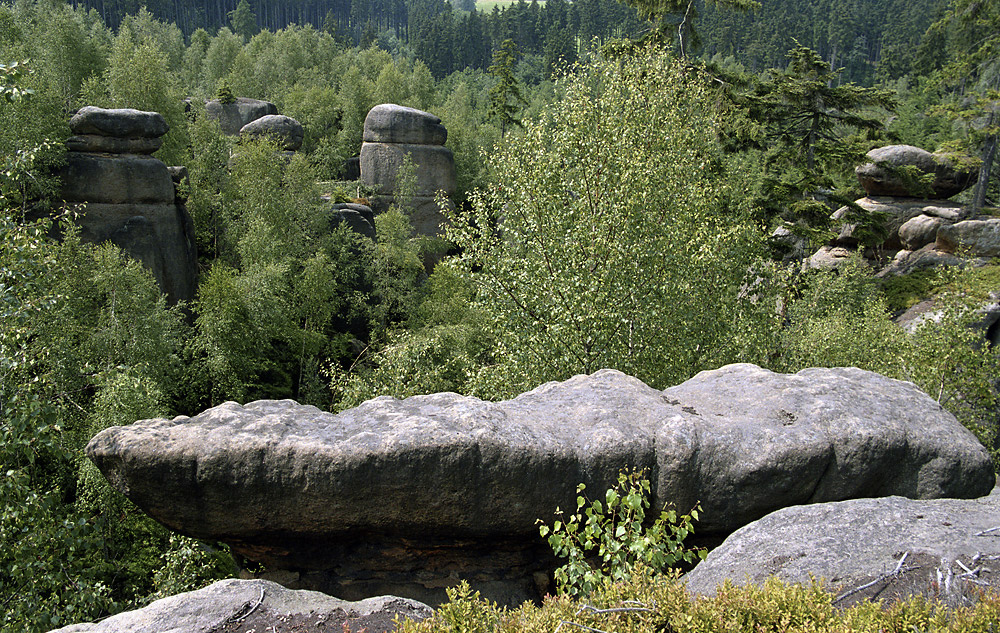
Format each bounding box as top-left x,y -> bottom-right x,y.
488,38 -> 528,138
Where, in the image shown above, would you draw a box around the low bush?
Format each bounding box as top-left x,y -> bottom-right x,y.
399,572 -> 1000,633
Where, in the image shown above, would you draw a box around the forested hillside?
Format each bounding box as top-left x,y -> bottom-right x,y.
2,0 -> 999,629
61,0 -> 939,83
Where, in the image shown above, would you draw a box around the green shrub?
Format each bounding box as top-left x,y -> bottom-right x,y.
538,469 -> 704,597
398,572 -> 1000,633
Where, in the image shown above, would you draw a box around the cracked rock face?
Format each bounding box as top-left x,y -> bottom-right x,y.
87,364 -> 994,605
684,488 -> 1000,606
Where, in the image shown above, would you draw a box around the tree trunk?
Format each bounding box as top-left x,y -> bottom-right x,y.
972,129 -> 997,212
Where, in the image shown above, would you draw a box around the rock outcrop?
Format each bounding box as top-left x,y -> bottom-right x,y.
360,104 -> 457,238
684,487 -> 1000,607
47,579 -> 432,633
856,145 -> 975,199
58,106 -> 197,304
86,364 -> 993,606
239,114 -> 305,151
807,144 -> 994,274
203,97 -> 278,135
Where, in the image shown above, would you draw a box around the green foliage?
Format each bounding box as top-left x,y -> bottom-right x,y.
149,535 -> 237,602
400,570 -> 1000,633
539,469 -> 704,597
451,46 -> 766,397
737,43 -> 896,244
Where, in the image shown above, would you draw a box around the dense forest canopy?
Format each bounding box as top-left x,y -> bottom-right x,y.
2,0 -> 999,629
59,0 -> 943,84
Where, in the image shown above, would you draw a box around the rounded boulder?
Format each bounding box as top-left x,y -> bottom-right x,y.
363,104 -> 448,145
239,114 -> 304,151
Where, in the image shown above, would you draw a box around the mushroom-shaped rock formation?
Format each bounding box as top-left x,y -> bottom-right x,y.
360,104 -> 457,239
87,364 -> 994,606
56,106 -> 197,304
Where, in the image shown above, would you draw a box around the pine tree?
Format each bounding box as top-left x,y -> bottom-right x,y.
488,38 -> 528,138
617,0 -> 760,58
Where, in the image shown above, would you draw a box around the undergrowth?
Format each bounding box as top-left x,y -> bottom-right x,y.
399,573 -> 1000,633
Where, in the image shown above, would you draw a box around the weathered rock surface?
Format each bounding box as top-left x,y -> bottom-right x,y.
856,145 -> 976,198
876,243 -> 972,277
833,197 -> 965,251
65,134 -> 162,154
55,106 -> 197,304
71,203 -> 198,304
898,214 -> 944,251
87,364 -> 993,605
60,153 -> 176,205
363,104 -> 448,145
936,218 -> 1000,257
360,104 -> 457,241
70,106 -> 168,139
240,114 -> 304,151
684,487 -> 1000,606
361,143 -> 456,198
204,97 -> 278,135
47,579 -> 432,633
330,203 -> 376,240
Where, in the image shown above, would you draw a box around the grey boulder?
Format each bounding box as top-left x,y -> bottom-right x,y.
69,106 -> 168,139
204,97 -> 278,135
86,365 -> 993,604
239,114 -> 304,151
363,104 -> 448,145
360,143 -> 457,197
936,219 -> 1000,257
65,134 -> 163,155
856,145 -> 975,199
59,153 -> 176,205
684,488 -> 1000,606
47,579 -> 432,633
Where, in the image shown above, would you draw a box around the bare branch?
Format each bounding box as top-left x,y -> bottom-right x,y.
833,552 -> 913,604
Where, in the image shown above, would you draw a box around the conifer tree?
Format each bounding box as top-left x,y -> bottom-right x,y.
488,38 -> 528,138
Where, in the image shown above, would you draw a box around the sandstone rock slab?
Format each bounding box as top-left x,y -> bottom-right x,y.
240,114 -> 304,151
360,142 -> 457,197
65,134 -> 162,155
59,153 -> 176,205
684,488 -> 1000,606
936,219 -> 1000,257
856,145 -> 975,198
47,579 -> 432,633
363,104 -> 448,145
70,106 -> 168,139
205,97 -> 278,135
87,365 -> 993,604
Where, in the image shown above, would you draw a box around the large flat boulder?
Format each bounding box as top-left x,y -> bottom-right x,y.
856,145 -> 975,198
363,104 -> 448,146
87,364 -> 994,605
48,579 -> 431,633
684,488 -> 1000,607
69,106 -> 168,139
